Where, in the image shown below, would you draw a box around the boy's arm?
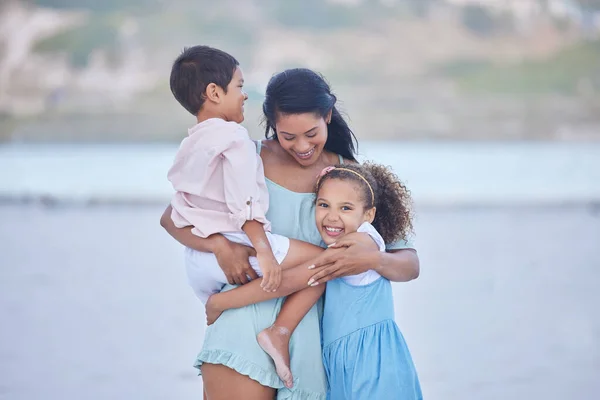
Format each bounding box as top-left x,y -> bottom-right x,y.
241,219 -> 273,254
242,219 -> 281,292
221,130 -> 280,290
221,131 -> 270,229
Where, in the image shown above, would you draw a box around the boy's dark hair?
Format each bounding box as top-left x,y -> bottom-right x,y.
314,162 -> 413,244
170,45 -> 239,116
262,68 -> 358,162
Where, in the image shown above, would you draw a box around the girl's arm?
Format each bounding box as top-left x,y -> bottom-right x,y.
160,205 -> 259,285
305,233 -> 420,285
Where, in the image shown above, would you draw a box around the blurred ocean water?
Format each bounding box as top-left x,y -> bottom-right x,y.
0,141 -> 599,206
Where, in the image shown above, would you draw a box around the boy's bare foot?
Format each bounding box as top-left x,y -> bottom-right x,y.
205,296 -> 223,325
257,325 -> 293,388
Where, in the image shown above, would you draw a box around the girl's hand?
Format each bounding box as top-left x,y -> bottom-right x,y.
214,239 -> 259,285
307,232 -> 380,286
257,252 -> 282,292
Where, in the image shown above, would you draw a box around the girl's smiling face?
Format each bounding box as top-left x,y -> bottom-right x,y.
315,178 -> 375,245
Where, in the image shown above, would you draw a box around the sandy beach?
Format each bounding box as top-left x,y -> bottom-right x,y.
1,204 -> 599,399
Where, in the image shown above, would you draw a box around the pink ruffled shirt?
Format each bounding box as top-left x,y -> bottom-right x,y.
168,118 -> 271,238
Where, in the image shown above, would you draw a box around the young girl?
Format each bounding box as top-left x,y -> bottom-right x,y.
205,162 -> 423,399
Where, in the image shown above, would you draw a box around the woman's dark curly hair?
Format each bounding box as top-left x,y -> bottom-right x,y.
314,162 -> 413,244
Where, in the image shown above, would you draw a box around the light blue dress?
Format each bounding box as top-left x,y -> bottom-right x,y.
194,141 -> 331,400
195,141 -> 416,399
322,276 -> 422,400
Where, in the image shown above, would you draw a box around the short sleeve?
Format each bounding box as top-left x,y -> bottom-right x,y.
385,236 -> 416,251
343,222 -> 384,286
357,222 -> 385,252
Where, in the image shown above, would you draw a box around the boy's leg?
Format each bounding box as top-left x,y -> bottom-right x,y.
270,284 -> 325,332
205,239 -> 322,322
278,239 -> 322,269
257,284 -> 325,388
257,240 -> 326,387
185,247 -> 229,303
204,240 -> 325,388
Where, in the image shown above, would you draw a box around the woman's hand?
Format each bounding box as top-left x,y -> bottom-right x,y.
213,239 -> 259,285
307,232 -> 380,286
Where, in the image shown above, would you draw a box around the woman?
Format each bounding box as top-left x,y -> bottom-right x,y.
160,68 -> 420,400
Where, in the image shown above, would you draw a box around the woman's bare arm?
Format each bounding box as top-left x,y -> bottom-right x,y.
160,205 -> 225,252
376,248 -> 419,282
306,233 -> 420,284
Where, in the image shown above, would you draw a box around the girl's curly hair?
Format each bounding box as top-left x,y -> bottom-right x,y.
314,162 -> 413,244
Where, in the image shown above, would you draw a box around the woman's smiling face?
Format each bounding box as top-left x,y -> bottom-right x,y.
274,112 -> 330,167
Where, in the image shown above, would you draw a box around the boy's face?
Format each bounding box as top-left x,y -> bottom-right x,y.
315,178 -> 375,246
222,67 -> 247,123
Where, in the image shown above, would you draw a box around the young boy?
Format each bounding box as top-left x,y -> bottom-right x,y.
167,45 -> 287,299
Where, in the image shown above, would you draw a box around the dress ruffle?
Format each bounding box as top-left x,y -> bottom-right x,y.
195,349 -> 327,400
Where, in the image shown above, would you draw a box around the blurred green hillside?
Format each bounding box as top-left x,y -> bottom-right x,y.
1,0 -> 599,141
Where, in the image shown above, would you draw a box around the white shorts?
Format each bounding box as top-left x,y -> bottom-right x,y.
184,232 -> 290,303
